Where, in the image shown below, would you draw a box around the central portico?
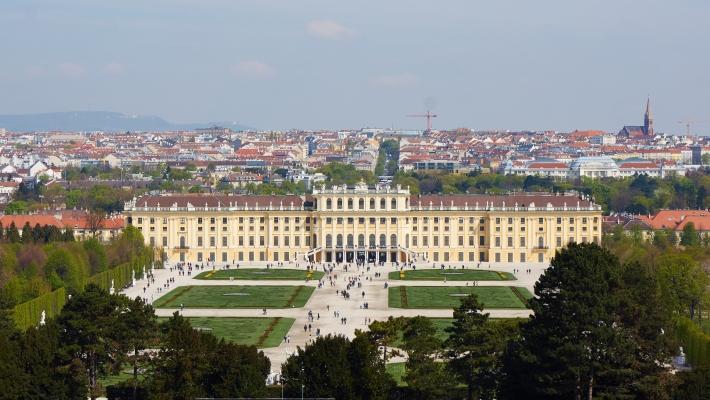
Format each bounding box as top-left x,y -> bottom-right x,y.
311,182 -> 412,263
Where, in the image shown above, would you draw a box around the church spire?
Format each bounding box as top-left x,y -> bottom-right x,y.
644,97 -> 653,136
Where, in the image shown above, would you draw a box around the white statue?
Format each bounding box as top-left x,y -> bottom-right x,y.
39,310 -> 46,326
131,269 -> 136,287
143,270 -> 147,281
109,279 -> 115,295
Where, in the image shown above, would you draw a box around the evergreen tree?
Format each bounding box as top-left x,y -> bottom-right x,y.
282,334 -> 393,400
0,291 -> 30,399
21,222 -> 32,244
31,223 -> 44,243
56,284 -> 125,399
500,243 -> 638,400
148,313 -> 270,399
63,227 -> 75,242
367,316 -> 405,362
6,222 -> 21,243
680,222 -> 701,247
402,316 -> 457,400
113,296 -> 159,399
21,320 -> 88,400
444,294 -> 512,400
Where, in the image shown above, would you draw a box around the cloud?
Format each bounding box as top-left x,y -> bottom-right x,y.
371,72 -> 420,88
102,62 -> 126,76
230,60 -> 275,79
306,20 -> 354,40
57,62 -> 85,78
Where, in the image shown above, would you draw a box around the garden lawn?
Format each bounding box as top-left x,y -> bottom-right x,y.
388,286 -> 532,309
196,268 -> 324,281
388,269 -> 514,281
386,363 -> 407,387
157,317 -> 295,348
153,285 -> 314,308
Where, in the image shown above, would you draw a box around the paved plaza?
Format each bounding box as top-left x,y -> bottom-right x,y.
121,261 -> 546,369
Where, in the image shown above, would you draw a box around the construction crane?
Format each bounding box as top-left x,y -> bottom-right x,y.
407,110 -> 438,132
677,119 -> 710,137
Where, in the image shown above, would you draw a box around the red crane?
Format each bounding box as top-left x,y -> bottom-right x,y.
407,110 -> 438,131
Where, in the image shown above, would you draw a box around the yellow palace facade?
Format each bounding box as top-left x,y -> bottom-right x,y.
124,183 -> 603,265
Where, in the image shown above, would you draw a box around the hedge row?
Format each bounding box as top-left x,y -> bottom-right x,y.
11,250 -> 153,330
87,251 -> 153,292
12,287 -> 66,331
676,317 -> 710,367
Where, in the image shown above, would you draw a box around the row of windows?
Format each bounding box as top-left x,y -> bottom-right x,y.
136,215 -> 599,227
189,251 -> 294,263
137,216 -> 313,225
323,197 -> 399,211
151,235 -> 312,248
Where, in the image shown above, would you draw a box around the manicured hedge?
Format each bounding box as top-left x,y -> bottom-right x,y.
676,317 -> 710,367
87,251 -> 153,292
12,287 -> 66,331
11,250 -> 153,330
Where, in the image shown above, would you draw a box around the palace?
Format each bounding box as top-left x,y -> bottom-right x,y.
124,183 -> 603,265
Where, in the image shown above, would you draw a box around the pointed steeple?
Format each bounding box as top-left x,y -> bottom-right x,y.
644,97 -> 653,136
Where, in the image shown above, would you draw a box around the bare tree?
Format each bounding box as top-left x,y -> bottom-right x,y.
85,210 -> 107,239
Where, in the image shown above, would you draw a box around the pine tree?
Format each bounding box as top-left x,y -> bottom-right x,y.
500,243 -> 636,400
7,222 -> 21,243
444,294 -> 511,400
21,222 -> 32,244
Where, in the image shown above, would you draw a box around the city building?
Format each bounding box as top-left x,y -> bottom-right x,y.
124,184 -> 603,265
618,98 -> 654,138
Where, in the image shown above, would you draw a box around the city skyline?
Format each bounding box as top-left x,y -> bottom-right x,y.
1,0 -> 709,134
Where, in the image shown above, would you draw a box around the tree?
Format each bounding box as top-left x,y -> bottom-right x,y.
616,261 -> 675,398
148,313 -> 270,399
500,243 -> 638,400
680,222 -> 701,247
657,253 -> 708,319
113,296 -> 159,399
444,294 -> 509,400
4,200 -> 28,214
21,320 -> 88,399
21,222 -> 32,243
6,222 -> 21,243
401,316 -> 457,399
0,291 -> 30,399
56,284 -> 125,399
85,210 -> 107,238
366,316 -> 404,362
282,334 -> 393,400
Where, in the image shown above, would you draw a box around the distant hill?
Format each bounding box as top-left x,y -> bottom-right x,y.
0,111 -> 254,132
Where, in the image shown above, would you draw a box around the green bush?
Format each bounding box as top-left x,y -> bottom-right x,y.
12,287 -> 66,331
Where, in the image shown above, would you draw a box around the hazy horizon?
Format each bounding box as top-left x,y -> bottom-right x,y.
1,0 -> 709,135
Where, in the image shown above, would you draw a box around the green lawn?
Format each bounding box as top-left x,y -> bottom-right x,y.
100,366 -> 138,388
157,317 -> 295,348
388,286 -> 533,309
386,363 -> 407,387
388,269 -> 515,281
195,268 -> 324,281
153,285 -> 314,308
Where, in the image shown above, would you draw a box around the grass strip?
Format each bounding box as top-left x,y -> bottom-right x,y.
510,286 -> 531,309
155,285 -> 192,308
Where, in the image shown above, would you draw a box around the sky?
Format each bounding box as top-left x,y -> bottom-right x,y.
1,0 -> 709,134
